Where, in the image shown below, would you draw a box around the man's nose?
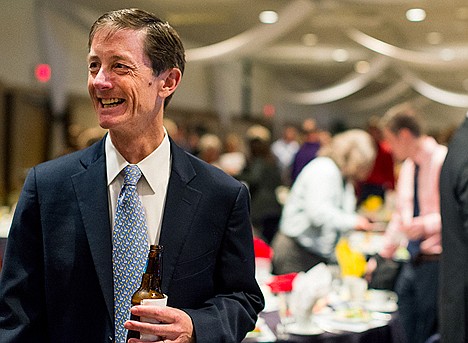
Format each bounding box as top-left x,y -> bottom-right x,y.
93,68 -> 112,89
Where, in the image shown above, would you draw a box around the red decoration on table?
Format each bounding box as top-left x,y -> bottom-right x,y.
253,237 -> 274,259
266,272 -> 298,293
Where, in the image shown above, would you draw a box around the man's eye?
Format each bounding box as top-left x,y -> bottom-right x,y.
88,62 -> 100,73
114,63 -> 130,73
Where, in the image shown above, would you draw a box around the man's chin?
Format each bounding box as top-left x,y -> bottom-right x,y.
97,112 -> 122,130
97,118 -> 116,130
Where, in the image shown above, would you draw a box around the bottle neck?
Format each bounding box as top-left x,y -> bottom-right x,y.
149,273 -> 163,293
141,248 -> 163,293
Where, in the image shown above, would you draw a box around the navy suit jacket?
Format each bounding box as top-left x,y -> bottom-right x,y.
0,136 -> 264,342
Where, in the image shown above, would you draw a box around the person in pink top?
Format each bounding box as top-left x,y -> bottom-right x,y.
376,102 -> 446,343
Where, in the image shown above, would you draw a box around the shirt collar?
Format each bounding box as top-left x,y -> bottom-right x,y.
105,130 -> 171,191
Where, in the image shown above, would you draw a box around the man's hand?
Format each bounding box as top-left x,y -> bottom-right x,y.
354,215 -> 373,231
125,305 -> 195,343
364,256 -> 378,283
400,216 -> 425,240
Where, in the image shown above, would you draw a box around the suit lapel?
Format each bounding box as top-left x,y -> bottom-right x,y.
159,140 -> 201,292
71,140 -> 114,324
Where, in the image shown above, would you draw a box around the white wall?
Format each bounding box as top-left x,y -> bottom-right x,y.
1,0 -> 42,90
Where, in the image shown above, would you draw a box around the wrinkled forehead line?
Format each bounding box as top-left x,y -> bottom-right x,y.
90,25 -> 147,49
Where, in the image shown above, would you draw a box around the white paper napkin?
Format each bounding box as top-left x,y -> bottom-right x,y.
289,263 -> 332,323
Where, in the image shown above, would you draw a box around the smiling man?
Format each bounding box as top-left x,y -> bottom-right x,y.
0,8 -> 264,343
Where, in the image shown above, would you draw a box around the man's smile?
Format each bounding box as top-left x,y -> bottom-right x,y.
100,98 -> 125,108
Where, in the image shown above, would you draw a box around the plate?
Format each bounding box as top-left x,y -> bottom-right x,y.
284,322 -> 324,336
366,289 -> 398,301
332,308 -> 372,324
365,301 -> 398,313
364,290 -> 398,312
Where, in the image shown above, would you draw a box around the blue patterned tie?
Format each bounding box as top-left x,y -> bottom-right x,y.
113,165 -> 149,343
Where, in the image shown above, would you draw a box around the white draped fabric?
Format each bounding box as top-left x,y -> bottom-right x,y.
185,7 -> 468,108
399,68 -> 468,108
283,57 -> 390,105
346,28 -> 468,69
185,0 -> 315,62
351,81 -> 411,112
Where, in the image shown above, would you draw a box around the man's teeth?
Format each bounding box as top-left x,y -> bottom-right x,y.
101,98 -> 123,107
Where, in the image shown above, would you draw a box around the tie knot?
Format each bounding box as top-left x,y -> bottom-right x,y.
122,165 -> 142,186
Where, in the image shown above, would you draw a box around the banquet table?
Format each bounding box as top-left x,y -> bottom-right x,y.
246,251 -> 407,343
244,310 -> 407,343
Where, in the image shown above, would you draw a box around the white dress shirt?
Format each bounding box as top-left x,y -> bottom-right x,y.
106,132 -> 171,245
280,156 -> 359,258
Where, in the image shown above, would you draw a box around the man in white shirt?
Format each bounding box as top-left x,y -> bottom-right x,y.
271,124 -> 299,185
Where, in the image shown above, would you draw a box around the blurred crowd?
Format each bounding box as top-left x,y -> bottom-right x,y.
155,115 -> 397,246
158,102 -> 455,343
164,117 -> 332,244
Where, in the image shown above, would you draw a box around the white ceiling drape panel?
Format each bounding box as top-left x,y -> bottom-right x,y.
185,0 -> 315,62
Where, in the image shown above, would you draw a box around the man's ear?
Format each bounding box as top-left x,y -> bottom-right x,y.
158,68 -> 182,98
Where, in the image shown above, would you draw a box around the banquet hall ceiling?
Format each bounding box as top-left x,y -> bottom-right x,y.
60,0 -> 468,115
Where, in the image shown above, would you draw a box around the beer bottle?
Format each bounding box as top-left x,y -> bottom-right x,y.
126,244 -> 164,340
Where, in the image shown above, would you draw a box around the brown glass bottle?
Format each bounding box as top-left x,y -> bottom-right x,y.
126,245 -> 164,341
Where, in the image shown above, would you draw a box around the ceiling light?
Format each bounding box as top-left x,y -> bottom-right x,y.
259,11 -> 278,24
406,8 -> 426,22
332,49 -> 349,62
302,33 -> 318,46
354,61 -> 370,74
426,32 -> 443,45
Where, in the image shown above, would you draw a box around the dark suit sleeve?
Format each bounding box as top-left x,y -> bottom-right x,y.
439,121 -> 468,342
0,167 -> 49,341
183,184 -> 264,343
456,166 -> 468,235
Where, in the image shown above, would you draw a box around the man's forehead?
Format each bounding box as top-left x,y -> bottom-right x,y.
91,27 -> 145,46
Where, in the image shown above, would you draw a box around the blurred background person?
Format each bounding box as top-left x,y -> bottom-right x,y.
439,113 -> 468,343
372,103 -> 446,343
218,132 -> 247,177
271,129 -> 377,275
197,133 -> 223,167
163,118 -> 191,152
271,123 -> 300,186
357,115 -> 395,205
290,118 -> 322,184
186,125 -> 208,156
237,125 -> 282,244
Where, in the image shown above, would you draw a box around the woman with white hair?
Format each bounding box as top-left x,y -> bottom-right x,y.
272,129 -> 377,274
